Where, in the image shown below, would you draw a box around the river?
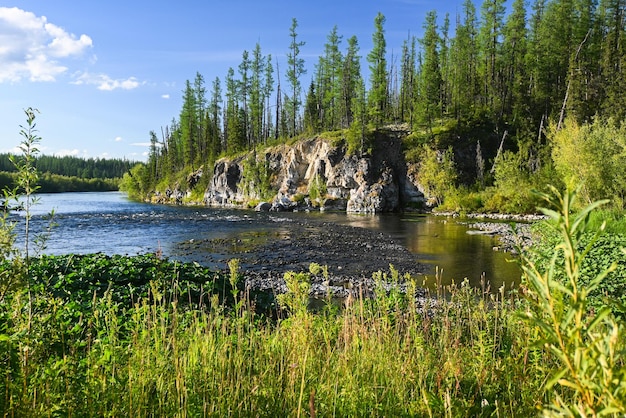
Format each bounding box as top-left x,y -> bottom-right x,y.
15,192 -> 521,289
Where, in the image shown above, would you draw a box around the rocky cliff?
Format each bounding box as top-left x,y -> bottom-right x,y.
203,127 -> 428,213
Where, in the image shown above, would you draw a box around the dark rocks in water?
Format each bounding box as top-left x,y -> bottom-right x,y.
465,221 -> 535,254
255,202 -> 272,212
320,197 -> 347,212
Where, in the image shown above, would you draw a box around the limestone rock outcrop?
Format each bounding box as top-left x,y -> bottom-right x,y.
204,131 -> 427,213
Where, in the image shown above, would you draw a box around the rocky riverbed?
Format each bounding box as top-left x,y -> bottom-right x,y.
175,215 -> 425,299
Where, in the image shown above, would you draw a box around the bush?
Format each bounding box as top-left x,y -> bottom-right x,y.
522,186 -> 626,415
550,118 -> 626,209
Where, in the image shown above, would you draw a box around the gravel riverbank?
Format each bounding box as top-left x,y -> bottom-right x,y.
176,216 -> 426,299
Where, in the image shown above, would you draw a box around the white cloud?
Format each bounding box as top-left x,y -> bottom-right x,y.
72,72 -> 142,91
161,94 -> 170,99
0,7 -> 93,82
54,148 -> 85,157
114,136 -> 123,142
2,146 -> 22,154
130,142 -> 152,147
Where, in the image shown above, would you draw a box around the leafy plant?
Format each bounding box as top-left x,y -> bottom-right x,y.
521,185 -> 626,416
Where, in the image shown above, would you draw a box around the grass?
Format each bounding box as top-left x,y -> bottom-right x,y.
1,187 -> 625,416
0,257 -> 543,416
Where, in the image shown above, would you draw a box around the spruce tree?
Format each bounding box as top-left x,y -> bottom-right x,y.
367,12 -> 389,127
286,18 -> 306,137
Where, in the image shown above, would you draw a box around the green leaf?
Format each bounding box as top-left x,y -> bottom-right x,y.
546,367 -> 568,389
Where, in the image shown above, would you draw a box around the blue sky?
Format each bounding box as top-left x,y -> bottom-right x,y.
0,1 -> 481,161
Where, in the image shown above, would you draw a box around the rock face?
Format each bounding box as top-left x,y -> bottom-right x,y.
204,129 -> 427,213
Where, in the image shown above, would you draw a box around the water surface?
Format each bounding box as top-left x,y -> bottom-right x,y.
18,192 -> 521,288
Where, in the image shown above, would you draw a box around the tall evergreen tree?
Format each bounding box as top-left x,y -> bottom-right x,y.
286,18 -> 306,136
208,76 -> 222,161
450,0 -> 480,119
399,34 -> 417,124
250,43 -> 265,146
193,72 -> 207,165
419,11 -> 443,129
238,50 -> 251,147
600,0 -> 626,120
340,35 -> 362,129
179,80 -> 197,168
367,12 -> 389,127
479,0 -> 506,110
501,0 -> 529,121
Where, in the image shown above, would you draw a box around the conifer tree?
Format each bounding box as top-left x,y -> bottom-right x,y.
340,35 -> 361,129
179,80 -> 197,168
367,12 -> 389,127
479,0 -> 506,110
208,76 -> 222,161
450,0 -> 479,119
501,0 -> 529,121
286,18 -> 306,137
419,11 -> 443,129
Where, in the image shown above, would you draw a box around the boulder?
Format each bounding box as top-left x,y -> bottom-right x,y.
254,202 -> 272,212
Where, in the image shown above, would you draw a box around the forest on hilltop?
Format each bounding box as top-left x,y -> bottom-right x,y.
130,0 -> 626,212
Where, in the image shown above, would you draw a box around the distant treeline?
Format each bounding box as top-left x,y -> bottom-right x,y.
0,171 -> 120,193
0,154 -> 136,179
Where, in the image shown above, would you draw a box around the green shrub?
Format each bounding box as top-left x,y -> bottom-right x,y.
550,118 -> 626,209
522,186 -> 626,415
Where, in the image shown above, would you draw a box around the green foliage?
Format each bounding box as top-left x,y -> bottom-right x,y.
417,145 -> 457,206
307,174 -> 327,203
0,153 -> 135,179
550,118 -> 626,209
241,153 -> 274,201
119,163 -> 149,201
521,185 -> 626,415
529,215 -> 626,314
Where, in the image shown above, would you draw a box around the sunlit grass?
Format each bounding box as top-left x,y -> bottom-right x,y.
1,263 -> 546,417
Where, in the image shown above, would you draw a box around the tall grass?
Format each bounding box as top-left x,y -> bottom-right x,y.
1,264 -> 545,417
1,187 -> 625,416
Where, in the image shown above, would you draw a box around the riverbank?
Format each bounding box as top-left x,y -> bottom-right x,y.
434,211 -> 546,254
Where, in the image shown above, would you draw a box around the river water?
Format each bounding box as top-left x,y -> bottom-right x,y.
17,192 -> 521,289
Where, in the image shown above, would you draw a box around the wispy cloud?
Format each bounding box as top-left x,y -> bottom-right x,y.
114,136 -> 123,142
71,72 -> 142,91
0,7 -> 93,82
161,94 -> 170,99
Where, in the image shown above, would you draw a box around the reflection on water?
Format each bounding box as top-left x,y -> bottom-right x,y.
308,212 -> 521,289
19,192 -> 521,289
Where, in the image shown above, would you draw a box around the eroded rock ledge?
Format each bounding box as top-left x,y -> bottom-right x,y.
204,130 -> 428,213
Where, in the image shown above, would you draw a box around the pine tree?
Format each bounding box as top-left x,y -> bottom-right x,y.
208,76 -> 222,161
450,0 -> 480,119
367,12 -> 389,127
250,44 -> 265,146
179,80 -> 197,168
321,25 -> 343,130
399,35 -> 417,124
419,10 -> 443,129
340,35 -> 361,129
501,0 -> 529,121
286,18 -> 306,137
193,72 -> 207,165
600,0 -> 626,120
238,50 -> 251,147
478,0 -> 506,111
